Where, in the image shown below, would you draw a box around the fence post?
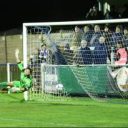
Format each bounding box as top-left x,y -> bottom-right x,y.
7,63 -> 11,94
41,63 -> 46,93
7,63 -> 10,82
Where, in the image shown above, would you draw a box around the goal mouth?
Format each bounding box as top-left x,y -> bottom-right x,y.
23,19 -> 128,103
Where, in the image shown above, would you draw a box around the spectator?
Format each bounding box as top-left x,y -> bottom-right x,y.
70,38 -> 79,54
123,27 -> 128,38
115,41 -> 128,65
90,25 -> 102,47
63,43 -> 73,64
104,25 -> 110,33
86,6 -> 103,20
93,36 -> 108,64
73,39 -> 92,65
123,27 -> 128,48
39,43 -> 49,63
103,25 -> 113,61
109,5 -> 119,19
64,43 -> 70,51
52,45 -> 67,65
112,25 -> 123,47
73,26 -> 83,46
82,25 -> 94,43
122,4 -> 128,18
104,9 -> 112,19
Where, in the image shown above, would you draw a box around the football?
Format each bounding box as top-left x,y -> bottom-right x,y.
55,84 -> 63,91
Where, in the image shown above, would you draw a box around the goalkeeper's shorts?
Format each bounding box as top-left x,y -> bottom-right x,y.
12,81 -> 31,91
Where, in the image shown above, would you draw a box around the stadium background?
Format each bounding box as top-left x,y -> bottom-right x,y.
0,0 -> 128,63
0,0 -> 128,92
0,0 -> 128,127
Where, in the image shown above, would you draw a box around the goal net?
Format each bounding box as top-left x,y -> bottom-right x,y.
23,19 -> 128,103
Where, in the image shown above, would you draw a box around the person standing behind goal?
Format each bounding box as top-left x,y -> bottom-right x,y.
0,48 -> 33,101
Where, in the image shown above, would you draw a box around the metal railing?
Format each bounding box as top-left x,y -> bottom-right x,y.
0,63 -> 20,82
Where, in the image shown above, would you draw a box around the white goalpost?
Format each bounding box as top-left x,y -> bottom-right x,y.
23,18 -> 128,102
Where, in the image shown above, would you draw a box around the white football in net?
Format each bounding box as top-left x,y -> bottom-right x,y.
55,84 -> 63,91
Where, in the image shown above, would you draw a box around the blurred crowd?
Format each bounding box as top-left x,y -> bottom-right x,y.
86,4 -> 128,20
29,24 -> 128,66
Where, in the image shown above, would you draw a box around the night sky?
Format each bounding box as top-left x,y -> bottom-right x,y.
0,0 -> 97,31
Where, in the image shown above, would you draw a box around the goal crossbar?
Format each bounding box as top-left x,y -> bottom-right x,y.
23,18 -> 128,27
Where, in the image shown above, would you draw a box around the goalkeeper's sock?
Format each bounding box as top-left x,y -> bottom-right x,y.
0,82 -> 8,90
10,87 -> 21,92
24,91 -> 29,101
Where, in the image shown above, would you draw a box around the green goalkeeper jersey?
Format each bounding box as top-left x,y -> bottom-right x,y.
13,62 -> 33,89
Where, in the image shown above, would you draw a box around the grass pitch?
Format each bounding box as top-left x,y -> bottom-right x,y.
0,93 -> 128,127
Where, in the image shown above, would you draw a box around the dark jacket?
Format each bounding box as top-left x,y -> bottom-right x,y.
53,47 -> 67,65
75,47 -> 92,64
93,43 -> 108,64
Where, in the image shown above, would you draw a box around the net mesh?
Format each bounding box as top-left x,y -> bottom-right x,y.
25,21 -> 128,103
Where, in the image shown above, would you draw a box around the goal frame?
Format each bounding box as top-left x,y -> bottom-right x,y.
23,18 -> 128,101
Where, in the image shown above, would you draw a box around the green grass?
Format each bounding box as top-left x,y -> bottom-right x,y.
0,93 -> 128,127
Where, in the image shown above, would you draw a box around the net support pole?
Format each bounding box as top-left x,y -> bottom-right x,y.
7,63 -> 11,94
7,63 -> 10,83
23,24 -> 29,100
41,63 -> 45,93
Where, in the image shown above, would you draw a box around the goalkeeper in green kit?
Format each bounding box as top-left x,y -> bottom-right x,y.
0,48 -> 33,101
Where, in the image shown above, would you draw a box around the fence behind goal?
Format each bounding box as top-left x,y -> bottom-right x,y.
0,63 -> 20,92
23,19 -> 128,102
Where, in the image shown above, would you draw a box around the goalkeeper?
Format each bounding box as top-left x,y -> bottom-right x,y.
0,49 -> 33,93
